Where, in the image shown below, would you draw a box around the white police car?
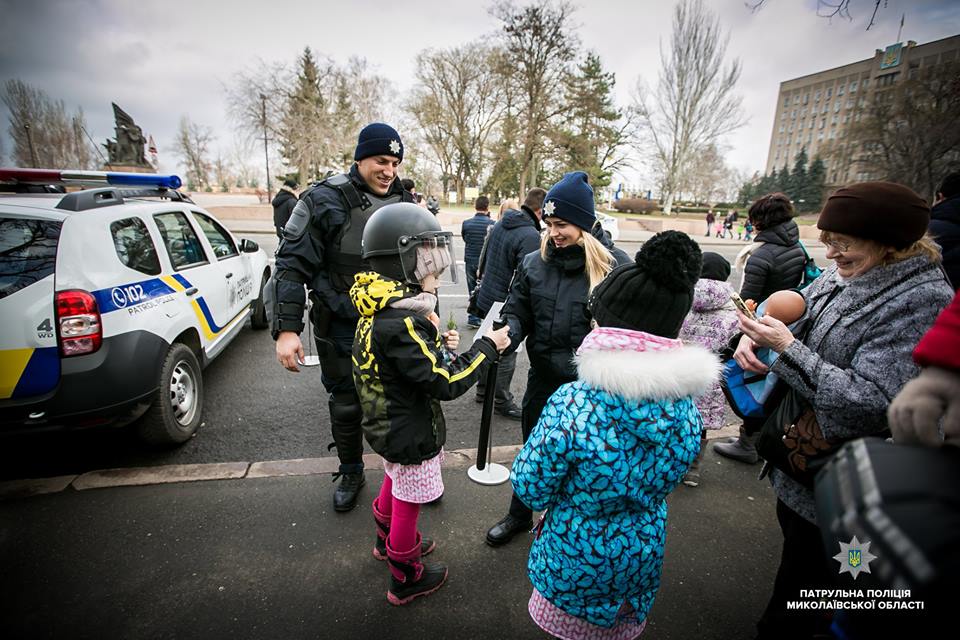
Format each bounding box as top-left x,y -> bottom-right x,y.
0,169 -> 271,445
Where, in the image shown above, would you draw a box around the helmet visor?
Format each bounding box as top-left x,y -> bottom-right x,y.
398,231 -> 459,286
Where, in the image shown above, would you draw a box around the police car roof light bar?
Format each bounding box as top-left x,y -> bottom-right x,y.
0,168 -> 182,190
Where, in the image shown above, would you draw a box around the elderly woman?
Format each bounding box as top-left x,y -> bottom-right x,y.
734,182 -> 953,640
718,193 -> 806,463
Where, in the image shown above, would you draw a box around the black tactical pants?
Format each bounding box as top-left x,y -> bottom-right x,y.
316,317 -> 364,475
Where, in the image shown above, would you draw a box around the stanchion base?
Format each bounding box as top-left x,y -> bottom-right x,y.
467,463 -> 510,486
299,356 -> 321,367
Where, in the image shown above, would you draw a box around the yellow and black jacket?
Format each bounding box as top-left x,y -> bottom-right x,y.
350,272 -> 498,465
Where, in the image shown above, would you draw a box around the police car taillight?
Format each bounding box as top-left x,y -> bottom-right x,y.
55,290 -> 102,357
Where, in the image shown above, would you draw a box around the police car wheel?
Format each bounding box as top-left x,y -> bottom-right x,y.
138,343 -> 204,445
250,269 -> 269,330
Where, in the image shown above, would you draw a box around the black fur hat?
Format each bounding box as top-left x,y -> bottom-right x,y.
588,231 -> 702,338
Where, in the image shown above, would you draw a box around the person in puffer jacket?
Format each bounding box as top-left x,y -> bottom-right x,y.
350,203 -> 509,606
512,231 -> 719,639
678,252 -> 740,487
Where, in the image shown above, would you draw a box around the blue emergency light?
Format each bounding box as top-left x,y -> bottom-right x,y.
0,168 -> 182,190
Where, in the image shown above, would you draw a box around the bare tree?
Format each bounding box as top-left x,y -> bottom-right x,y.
173,116 -> 214,190
747,1 -> 886,30
491,0 -> 578,195
407,44 -> 506,201
634,0 -> 744,214
2,79 -> 98,169
846,61 -> 960,199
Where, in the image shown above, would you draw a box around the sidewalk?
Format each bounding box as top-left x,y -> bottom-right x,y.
0,446 -> 779,639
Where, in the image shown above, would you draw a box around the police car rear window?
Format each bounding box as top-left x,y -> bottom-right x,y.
154,212 -> 209,270
111,217 -> 161,275
0,217 -> 62,299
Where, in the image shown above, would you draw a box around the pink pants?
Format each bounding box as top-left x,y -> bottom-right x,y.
377,475 -> 420,551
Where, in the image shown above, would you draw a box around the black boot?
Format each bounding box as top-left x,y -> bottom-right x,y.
333,471 -> 365,512
386,536 -> 447,606
372,498 -> 435,560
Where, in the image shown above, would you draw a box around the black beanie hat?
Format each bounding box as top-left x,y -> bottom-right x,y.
354,122 -> 404,162
817,181 -> 928,249
700,252 -> 731,282
588,231 -> 702,338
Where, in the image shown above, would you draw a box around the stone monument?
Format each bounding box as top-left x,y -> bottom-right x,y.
103,103 -> 153,172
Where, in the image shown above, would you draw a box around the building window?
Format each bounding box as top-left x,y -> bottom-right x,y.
818,131 -> 824,141
850,80 -> 858,92
826,87 -> 833,98
838,84 -> 845,96
832,115 -> 839,125
803,93 -> 809,104
822,104 -> 829,114
809,119 -> 815,129
794,95 -> 800,105
814,90 -> 821,101
819,119 -> 825,130
862,78 -> 870,88
834,101 -> 842,113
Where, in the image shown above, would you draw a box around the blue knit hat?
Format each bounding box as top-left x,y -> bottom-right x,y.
543,171 -> 596,231
354,122 -> 404,162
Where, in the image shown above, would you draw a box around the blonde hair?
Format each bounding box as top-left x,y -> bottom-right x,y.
539,222 -> 615,291
819,231 -> 941,266
498,198 -> 519,218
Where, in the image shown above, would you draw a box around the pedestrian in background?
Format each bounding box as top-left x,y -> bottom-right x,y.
678,252 -> 739,487
271,178 -> 298,239
705,209 -> 715,237
929,171 -> 960,290
461,195 -> 495,328
719,193 -> 805,465
485,171 -> 630,547
512,231 -> 717,639
498,197 -> 519,221
473,188 -> 547,421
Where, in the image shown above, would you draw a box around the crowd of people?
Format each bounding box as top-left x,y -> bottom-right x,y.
269,121 -> 959,639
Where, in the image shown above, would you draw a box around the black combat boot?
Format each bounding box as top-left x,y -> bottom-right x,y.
333,470 -> 365,512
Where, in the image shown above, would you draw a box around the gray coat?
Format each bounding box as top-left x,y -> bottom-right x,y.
768,254 -> 953,523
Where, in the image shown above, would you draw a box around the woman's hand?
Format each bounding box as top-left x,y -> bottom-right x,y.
888,367 -> 960,447
737,311 -> 795,354
442,329 -> 460,351
485,325 -> 511,353
733,333 -> 768,374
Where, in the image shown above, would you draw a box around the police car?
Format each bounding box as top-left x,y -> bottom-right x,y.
0,169 -> 271,445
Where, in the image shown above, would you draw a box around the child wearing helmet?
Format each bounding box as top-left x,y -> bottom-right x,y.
349,202 -> 510,605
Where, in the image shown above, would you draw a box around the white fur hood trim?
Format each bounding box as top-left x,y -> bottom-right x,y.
576,343 -> 721,401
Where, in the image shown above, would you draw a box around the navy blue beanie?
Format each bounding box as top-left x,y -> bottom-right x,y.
354,123 -> 404,162
543,171 -> 596,231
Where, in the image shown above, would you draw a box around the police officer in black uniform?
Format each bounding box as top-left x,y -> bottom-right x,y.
272,123 -> 415,512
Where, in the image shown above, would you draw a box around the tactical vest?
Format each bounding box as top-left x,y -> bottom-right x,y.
323,173 -> 402,292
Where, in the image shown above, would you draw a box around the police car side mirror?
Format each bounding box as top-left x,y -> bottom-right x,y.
239,239 -> 260,253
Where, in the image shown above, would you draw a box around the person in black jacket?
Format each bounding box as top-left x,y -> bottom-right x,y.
718,192 -> 805,464
461,195 -> 495,327
485,171 -> 631,547
272,123 -> 415,512
351,202 -> 510,605
930,172 -> 960,290
472,187 -> 547,420
271,178 -> 298,239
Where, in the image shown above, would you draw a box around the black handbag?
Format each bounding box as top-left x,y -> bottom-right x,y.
756,387 -> 839,488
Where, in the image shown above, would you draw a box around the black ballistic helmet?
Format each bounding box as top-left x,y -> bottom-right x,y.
362,202 -> 455,285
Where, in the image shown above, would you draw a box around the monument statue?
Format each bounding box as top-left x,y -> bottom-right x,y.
103,103 -> 150,168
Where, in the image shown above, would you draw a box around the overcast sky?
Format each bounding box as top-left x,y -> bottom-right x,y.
1,0 -> 958,191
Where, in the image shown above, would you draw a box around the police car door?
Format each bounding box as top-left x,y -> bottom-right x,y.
152,210 -> 232,354
190,211 -> 253,322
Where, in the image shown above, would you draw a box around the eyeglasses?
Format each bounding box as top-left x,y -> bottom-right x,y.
822,238 -> 853,252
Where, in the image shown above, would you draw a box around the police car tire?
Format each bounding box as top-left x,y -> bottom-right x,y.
138,343 -> 204,445
250,269 -> 269,330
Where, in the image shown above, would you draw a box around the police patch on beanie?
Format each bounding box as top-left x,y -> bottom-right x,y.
354,122 -> 404,162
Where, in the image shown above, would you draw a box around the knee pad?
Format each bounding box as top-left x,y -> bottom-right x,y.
329,394 -> 361,426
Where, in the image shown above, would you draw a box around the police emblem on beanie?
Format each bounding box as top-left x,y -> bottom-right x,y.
354,122 -> 404,162
817,181 -> 929,249
588,231 -> 702,339
543,171 -> 597,231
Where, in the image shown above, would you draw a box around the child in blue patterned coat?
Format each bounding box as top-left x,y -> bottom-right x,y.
511,231 -> 720,639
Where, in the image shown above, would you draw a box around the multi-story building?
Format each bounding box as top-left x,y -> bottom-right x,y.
765,34 -> 960,187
